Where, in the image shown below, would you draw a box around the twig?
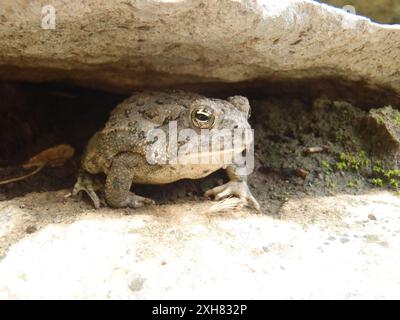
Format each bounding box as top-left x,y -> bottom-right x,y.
304,145 -> 331,154
0,163 -> 46,185
304,146 -> 324,154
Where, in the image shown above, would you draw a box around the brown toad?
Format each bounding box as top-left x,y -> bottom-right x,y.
73,90 -> 260,212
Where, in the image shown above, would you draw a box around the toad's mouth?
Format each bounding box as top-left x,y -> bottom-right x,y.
174,146 -> 250,166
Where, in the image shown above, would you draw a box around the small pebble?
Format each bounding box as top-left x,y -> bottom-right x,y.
128,276 -> 145,292
262,246 -> 270,253
25,225 -> 37,234
294,168 -> 309,179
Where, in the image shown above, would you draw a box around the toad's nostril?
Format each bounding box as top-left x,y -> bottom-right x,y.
234,125 -> 239,129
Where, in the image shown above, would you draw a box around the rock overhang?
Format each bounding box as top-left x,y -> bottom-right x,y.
0,0 -> 398,105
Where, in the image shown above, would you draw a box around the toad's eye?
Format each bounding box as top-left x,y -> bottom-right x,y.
247,108 -> 251,119
191,108 -> 215,129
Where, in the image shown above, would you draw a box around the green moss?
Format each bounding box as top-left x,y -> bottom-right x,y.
330,150 -> 400,190
373,160 -> 384,174
394,114 -> 400,126
371,178 -> 384,187
322,160 -> 332,172
390,179 -> 399,188
335,151 -> 370,172
371,166 -> 400,189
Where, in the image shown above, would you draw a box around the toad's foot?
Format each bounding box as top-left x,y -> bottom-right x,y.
205,181 -> 261,213
108,193 -> 155,209
72,172 -> 103,209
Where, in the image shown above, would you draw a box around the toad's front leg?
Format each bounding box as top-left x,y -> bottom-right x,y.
205,165 -> 261,213
72,170 -> 103,209
105,152 -> 155,208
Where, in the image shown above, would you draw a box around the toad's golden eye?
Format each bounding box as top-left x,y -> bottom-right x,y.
191,108 -> 215,129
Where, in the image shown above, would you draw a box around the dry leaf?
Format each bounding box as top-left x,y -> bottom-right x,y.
23,144 -> 75,168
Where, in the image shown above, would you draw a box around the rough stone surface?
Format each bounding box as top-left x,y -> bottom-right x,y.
0,0 -> 399,97
0,190 -> 400,299
363,106 -> 400,164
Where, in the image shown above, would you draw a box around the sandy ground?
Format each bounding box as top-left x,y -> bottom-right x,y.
0,189 -> 399,299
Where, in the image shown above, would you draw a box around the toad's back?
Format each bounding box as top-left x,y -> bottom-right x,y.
81,90 -> 203,174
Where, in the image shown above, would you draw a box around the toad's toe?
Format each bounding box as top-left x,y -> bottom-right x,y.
205,181 -> 261,213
